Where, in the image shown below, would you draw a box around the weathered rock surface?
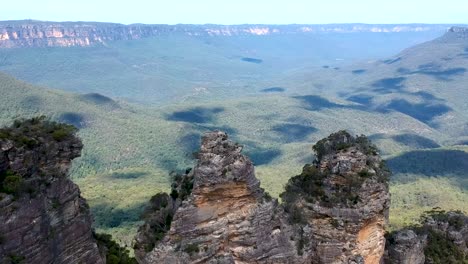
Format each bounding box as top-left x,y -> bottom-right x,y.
384,230 -> 427,264
281,131 -> 391,264
137,130 -> 391,263
137,131 -> 298,263
0,118 -> 103,263
0,21 -> 450,48
384,210 -> 468,263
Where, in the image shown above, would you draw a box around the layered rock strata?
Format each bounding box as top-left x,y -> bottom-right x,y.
137,130 -> 391,264
0,21 -> 450,48
0,118 -> 103,263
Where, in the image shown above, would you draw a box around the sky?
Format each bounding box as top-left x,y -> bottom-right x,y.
2,0 -> 468,25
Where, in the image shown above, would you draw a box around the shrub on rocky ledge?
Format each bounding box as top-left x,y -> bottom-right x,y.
94,232 -> 137,264
0,116 -> 77,147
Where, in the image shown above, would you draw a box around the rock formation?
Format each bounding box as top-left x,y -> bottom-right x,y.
385,209 -> 468,263
0,117 -> 104,263
443,26 -> 468,41
281,131 -> 391,263
384,229 -> 427,264
0,21 -> 449,48
136,130 -> 391,263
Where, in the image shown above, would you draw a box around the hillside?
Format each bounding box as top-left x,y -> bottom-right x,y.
0,21 -> 448,104
1,26 -> 468,246
0,21 -> 450,48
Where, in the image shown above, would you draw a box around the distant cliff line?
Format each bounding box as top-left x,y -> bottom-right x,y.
0,21 -> 457,48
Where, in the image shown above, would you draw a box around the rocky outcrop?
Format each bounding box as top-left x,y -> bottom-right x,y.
437,26 -> 468,42
136,131 -> 298,263
136,130 -> 391,263
281,131 -> 391,264
384,210 -> 468,263
0,21 -> 449,48
446,27 -> 468,39
384,230 -> 427,264
0,117 -> 103,263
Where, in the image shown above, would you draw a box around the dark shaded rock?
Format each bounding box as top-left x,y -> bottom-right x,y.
385,210 -> 468,263
384,230 -> 427,264
0,117 -> 104,263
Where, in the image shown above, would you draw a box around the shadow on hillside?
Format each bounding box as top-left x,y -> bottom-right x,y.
387,149 -> 468,179
111,171 -> 149,179
180,132 -> 201,155
293,95 -> 344,111
378,99 -> 452,124
351,69 -> 366,74
383,57 -> 401,64
166,107 -> 224,123
58,112 -> 86,128
397,63 -> 466,80
372,77 -> 406,93
241,57 -> 263,64
21,96 -> 42,108
177,125 -> 238,160
243,142 -> 282,166
92,202 -> 145,228
346,94 -> 373,106
412,91 -> 442,101
392,134 -> 440,149
272,123 -> 317,143
260,87 -> 286,93
415,63 -> 466,80
81,93 -> 118,107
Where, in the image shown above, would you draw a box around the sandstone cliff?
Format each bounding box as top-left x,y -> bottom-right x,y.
0,21 -> 449,48
0,117 -> 104,263
385,209 -> 468,264
136,130 -> 390,263
280,131 -> 390,263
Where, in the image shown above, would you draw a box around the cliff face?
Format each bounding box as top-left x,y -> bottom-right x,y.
0,21 -> 449,48
136,130 -> 390,264
281,131 -> 391,264
135,131 -> 298,263
0,118 -> 103,263
385,210 -> 468,263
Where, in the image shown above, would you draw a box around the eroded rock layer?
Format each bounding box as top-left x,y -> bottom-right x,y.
0,118 -> 103,263
0,21 -> 451,48
138,130 -> 391,264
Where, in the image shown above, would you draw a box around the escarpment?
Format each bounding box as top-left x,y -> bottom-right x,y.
136,130 -> 391,263
0,117 -> 104,263
0,21 -> 450,48
385,209 -> 468,263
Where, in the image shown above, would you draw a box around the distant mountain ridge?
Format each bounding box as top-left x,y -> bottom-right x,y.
0,20 -> 459,48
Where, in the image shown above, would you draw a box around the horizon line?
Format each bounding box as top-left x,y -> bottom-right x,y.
1,19 -> 467,27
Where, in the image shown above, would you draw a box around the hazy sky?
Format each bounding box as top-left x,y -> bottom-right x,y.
2,0 -> 467,25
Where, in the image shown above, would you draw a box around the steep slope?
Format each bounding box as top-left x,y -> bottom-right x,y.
0,21 -> 446,104
0,21 -> 449,48
136,130 -> 390,263
0,117 -> 104,263
289,26 -> 468,141
1,68 -> 466,245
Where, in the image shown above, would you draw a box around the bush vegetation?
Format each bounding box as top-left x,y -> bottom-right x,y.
0,116 -> 77,147
94,232 -> 137,264
0,70 -> 467,252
